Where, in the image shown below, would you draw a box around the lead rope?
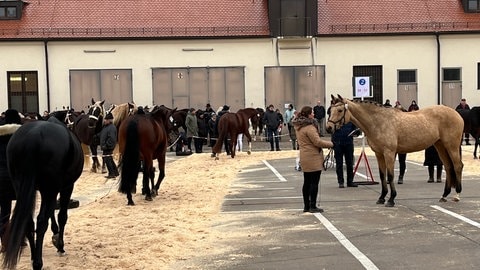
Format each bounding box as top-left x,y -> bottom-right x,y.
323,148 -> 335,170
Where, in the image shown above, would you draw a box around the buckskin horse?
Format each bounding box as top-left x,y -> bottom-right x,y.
211,107 -> 258,159
3,117 -> 84,270
118,106 -> 175,205
326,94 -> 463,206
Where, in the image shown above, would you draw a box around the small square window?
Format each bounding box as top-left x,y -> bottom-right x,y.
398,70 -> 416,83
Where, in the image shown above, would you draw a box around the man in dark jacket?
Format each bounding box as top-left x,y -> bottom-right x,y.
263,104 -> 281,151
100,112 -> 119,179
332,122 -> 359,188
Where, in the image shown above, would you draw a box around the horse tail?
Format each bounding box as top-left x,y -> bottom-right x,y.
3,166 -> 37,269
119,120 -> 140,194
212,119 -> 226,154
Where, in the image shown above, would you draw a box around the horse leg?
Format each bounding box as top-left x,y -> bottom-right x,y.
126,192 -> 135,206
153,155 -> 166,195
230,133 -> 236,158
52,187 -> 74,254
32,197 -> 56,270
474,140 -> 478,159
374,153 -> 389,205
142,159 -> 153,201
244,132 -> 253,155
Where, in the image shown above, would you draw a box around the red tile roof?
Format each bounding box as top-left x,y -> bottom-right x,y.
0,0 -> 270,39
1,0 -> 480,40
318,0 -> 480,35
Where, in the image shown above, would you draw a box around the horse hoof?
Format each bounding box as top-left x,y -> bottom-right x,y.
102,169 -> 107,174
127,201 -> 135,206
247,151 -> 251,155
452,197 -> 460,202
385,202 -> 395,207
145,195 -> 153,201
439,197 -> 447,202
90,168 -> 96,173
215,156 -> 219,161
57,250 -> 66,256
376,199 -> 385,204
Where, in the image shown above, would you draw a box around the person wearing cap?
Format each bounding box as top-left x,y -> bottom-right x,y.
0,109 -> 22,244
456,98 -> 471,145
100,112 -> 119,179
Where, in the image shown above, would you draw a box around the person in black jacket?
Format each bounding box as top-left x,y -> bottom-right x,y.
332,122 -> 358,188
263,104 -> 281,151
100,112 -> 119,179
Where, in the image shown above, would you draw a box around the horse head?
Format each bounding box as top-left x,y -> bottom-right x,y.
326,94 -> 352,133
87,99 -> 105,129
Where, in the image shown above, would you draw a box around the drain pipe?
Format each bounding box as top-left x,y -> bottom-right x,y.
435,32 -> 440,105
44,40 -> 51,112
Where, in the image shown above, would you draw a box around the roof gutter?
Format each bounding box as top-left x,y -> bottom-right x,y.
435,32 -> 440,105
44,40 -> 51,111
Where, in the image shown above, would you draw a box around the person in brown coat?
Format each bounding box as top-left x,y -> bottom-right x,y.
293,106 -> 334,213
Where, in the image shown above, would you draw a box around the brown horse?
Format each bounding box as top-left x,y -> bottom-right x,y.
212,108 -> 258,159
326,94 -> 464,207
117,106 -> 175,205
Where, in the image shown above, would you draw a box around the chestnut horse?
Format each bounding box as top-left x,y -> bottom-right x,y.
211,108 -> 258,159
118,106 -> 175,205
326,94 -> 463,207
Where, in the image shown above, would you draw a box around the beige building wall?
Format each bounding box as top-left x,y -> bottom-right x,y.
2,34 -> 480,112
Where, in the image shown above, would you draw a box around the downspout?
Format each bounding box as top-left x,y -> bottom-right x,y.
44,40 -> 51,112
435,32 -> 440,105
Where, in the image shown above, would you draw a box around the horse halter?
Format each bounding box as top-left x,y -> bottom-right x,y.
327,102 -> 348,129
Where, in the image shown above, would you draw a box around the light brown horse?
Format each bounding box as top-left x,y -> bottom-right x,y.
326,94 -> 464,207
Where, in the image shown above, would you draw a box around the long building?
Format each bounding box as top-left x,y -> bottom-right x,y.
1,0 -> 480,113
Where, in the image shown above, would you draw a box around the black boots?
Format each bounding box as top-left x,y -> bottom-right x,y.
104,156 -> 119,178
397,175 -> 404,184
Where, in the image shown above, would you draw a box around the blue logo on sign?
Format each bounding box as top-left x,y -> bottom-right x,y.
359,79 -> 366,85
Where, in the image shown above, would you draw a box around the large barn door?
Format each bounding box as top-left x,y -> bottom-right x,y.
70,70 -> 101,111
152,67 -> 245,111
265,65 -> 325,111
100,69 -> 133,109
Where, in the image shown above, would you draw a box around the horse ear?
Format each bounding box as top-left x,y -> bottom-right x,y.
91,98 -> 95,105
331,94 -> 335,101
100,100 -> 105,106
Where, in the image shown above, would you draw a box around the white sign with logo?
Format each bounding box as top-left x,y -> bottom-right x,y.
354,76 -> 372,98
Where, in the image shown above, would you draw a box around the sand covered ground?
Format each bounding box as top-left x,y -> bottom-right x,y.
10,144 -> 480,270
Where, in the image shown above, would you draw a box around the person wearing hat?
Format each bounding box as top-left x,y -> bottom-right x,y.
0,109 -> 22,244
100,112 -> 119,178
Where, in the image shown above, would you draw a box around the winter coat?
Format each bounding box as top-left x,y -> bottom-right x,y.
263,109 -> 280,130
424,146 -> 443,166
0,124 -> 21,201
293,116 -> 333,172
100,122 -> 117,151
185,112 -> 198,138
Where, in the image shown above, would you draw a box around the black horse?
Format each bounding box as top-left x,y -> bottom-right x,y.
73,99 -> 106,173
2,117 -> 84,270
458,107 -> 480,158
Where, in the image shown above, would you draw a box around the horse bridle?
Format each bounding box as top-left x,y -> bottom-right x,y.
327,102 -> 348,129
